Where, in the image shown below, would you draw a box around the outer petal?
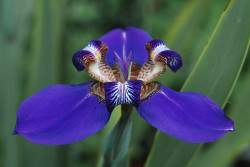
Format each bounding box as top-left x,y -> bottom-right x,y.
13,82 -> 111,145
137,84 -> 234,143
99,27 -> 152,66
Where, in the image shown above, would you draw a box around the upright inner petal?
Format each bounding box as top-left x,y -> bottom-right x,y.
137,40 -> 182,83
100,27 -> 152,67
113,46 -> 134,82
72,40 -> 116,83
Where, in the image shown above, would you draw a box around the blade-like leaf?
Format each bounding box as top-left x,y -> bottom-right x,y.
0,0 -> 35,166
182,0 -> 250,107
145,0 -> 250,166
158,0 -> 220,88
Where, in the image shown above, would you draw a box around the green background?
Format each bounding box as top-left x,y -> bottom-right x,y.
0,0 -> 249,166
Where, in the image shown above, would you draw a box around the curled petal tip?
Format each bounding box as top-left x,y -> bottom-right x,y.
146,39 -> 183,72
72,40 -> 115,82
137,39 -> 183,83
87,40 -> 108,54
160,50 -> 182,72
72,40 -> 109,72
12,129 -> 18,135
228,123 -> 235,132
145,39 -> 166,53
72,50 -> 87,71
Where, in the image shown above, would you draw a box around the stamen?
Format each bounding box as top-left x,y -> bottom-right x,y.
114,51 -> 126,82
113,48 -> 134,81
137,40 -> 182,83
72,40 -> 116,83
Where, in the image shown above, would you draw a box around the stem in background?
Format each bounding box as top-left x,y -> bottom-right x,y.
102,105 -> 133,167
121,104 -> 133,115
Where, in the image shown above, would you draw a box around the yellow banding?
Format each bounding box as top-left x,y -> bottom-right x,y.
96,51 -> 100,60
151,50 -> 156,60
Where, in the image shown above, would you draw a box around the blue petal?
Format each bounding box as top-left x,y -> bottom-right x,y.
104,80 -> 143,112
72,50 -> 89,71
13,82 -> 111,145
100,27 -> 152,66
164,50 -> 182,72
137,84 -> 234,143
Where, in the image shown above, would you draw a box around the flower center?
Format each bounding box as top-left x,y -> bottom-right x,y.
113,44 -> 133,82
73,39 -> 182,111
103,80 -> 143,112
72,39 -> 182,84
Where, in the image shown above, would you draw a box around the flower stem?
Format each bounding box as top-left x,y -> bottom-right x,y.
102,105 -> 133,167
121,104 -> 133,114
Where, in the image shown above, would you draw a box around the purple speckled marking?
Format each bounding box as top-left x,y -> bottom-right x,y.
159,50 -> 182,72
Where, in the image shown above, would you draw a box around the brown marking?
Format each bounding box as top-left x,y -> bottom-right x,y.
82,52 -> 96,66
137,42 -> 168,83
145,42 -> 153,53
84,42 -> 116,83
137,53 -> 154,79
129,62 -> 142,80
155,53 -> 167,65
112,64 -> 123,82
98,44 -> 116,82
89,81 -> 106,102
137,54 -> 166,83
140,82 -> 161,102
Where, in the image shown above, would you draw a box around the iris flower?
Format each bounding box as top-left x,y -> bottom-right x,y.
13,27 -> 234,145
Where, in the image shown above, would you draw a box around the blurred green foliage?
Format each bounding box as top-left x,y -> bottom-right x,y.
0,0 -> 249,167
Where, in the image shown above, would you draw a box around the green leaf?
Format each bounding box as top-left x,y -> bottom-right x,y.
145,0 -> 250,166
102,106 -> 133,167
165,0 -> 214,50
190,61 -> 250,167
182,0 -> 250,107
0,0 -> 35,166
158,0 -> 222,88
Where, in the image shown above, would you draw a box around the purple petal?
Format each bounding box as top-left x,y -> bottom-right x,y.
99,27 -> 152,66
137,84 -> 234,143
125,27 -> 152,66
161,50 -> 182,72
13,82 -> 111,145
99,29 -> 123,66
104,80 -> 143,112
72,50 -> 89,71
